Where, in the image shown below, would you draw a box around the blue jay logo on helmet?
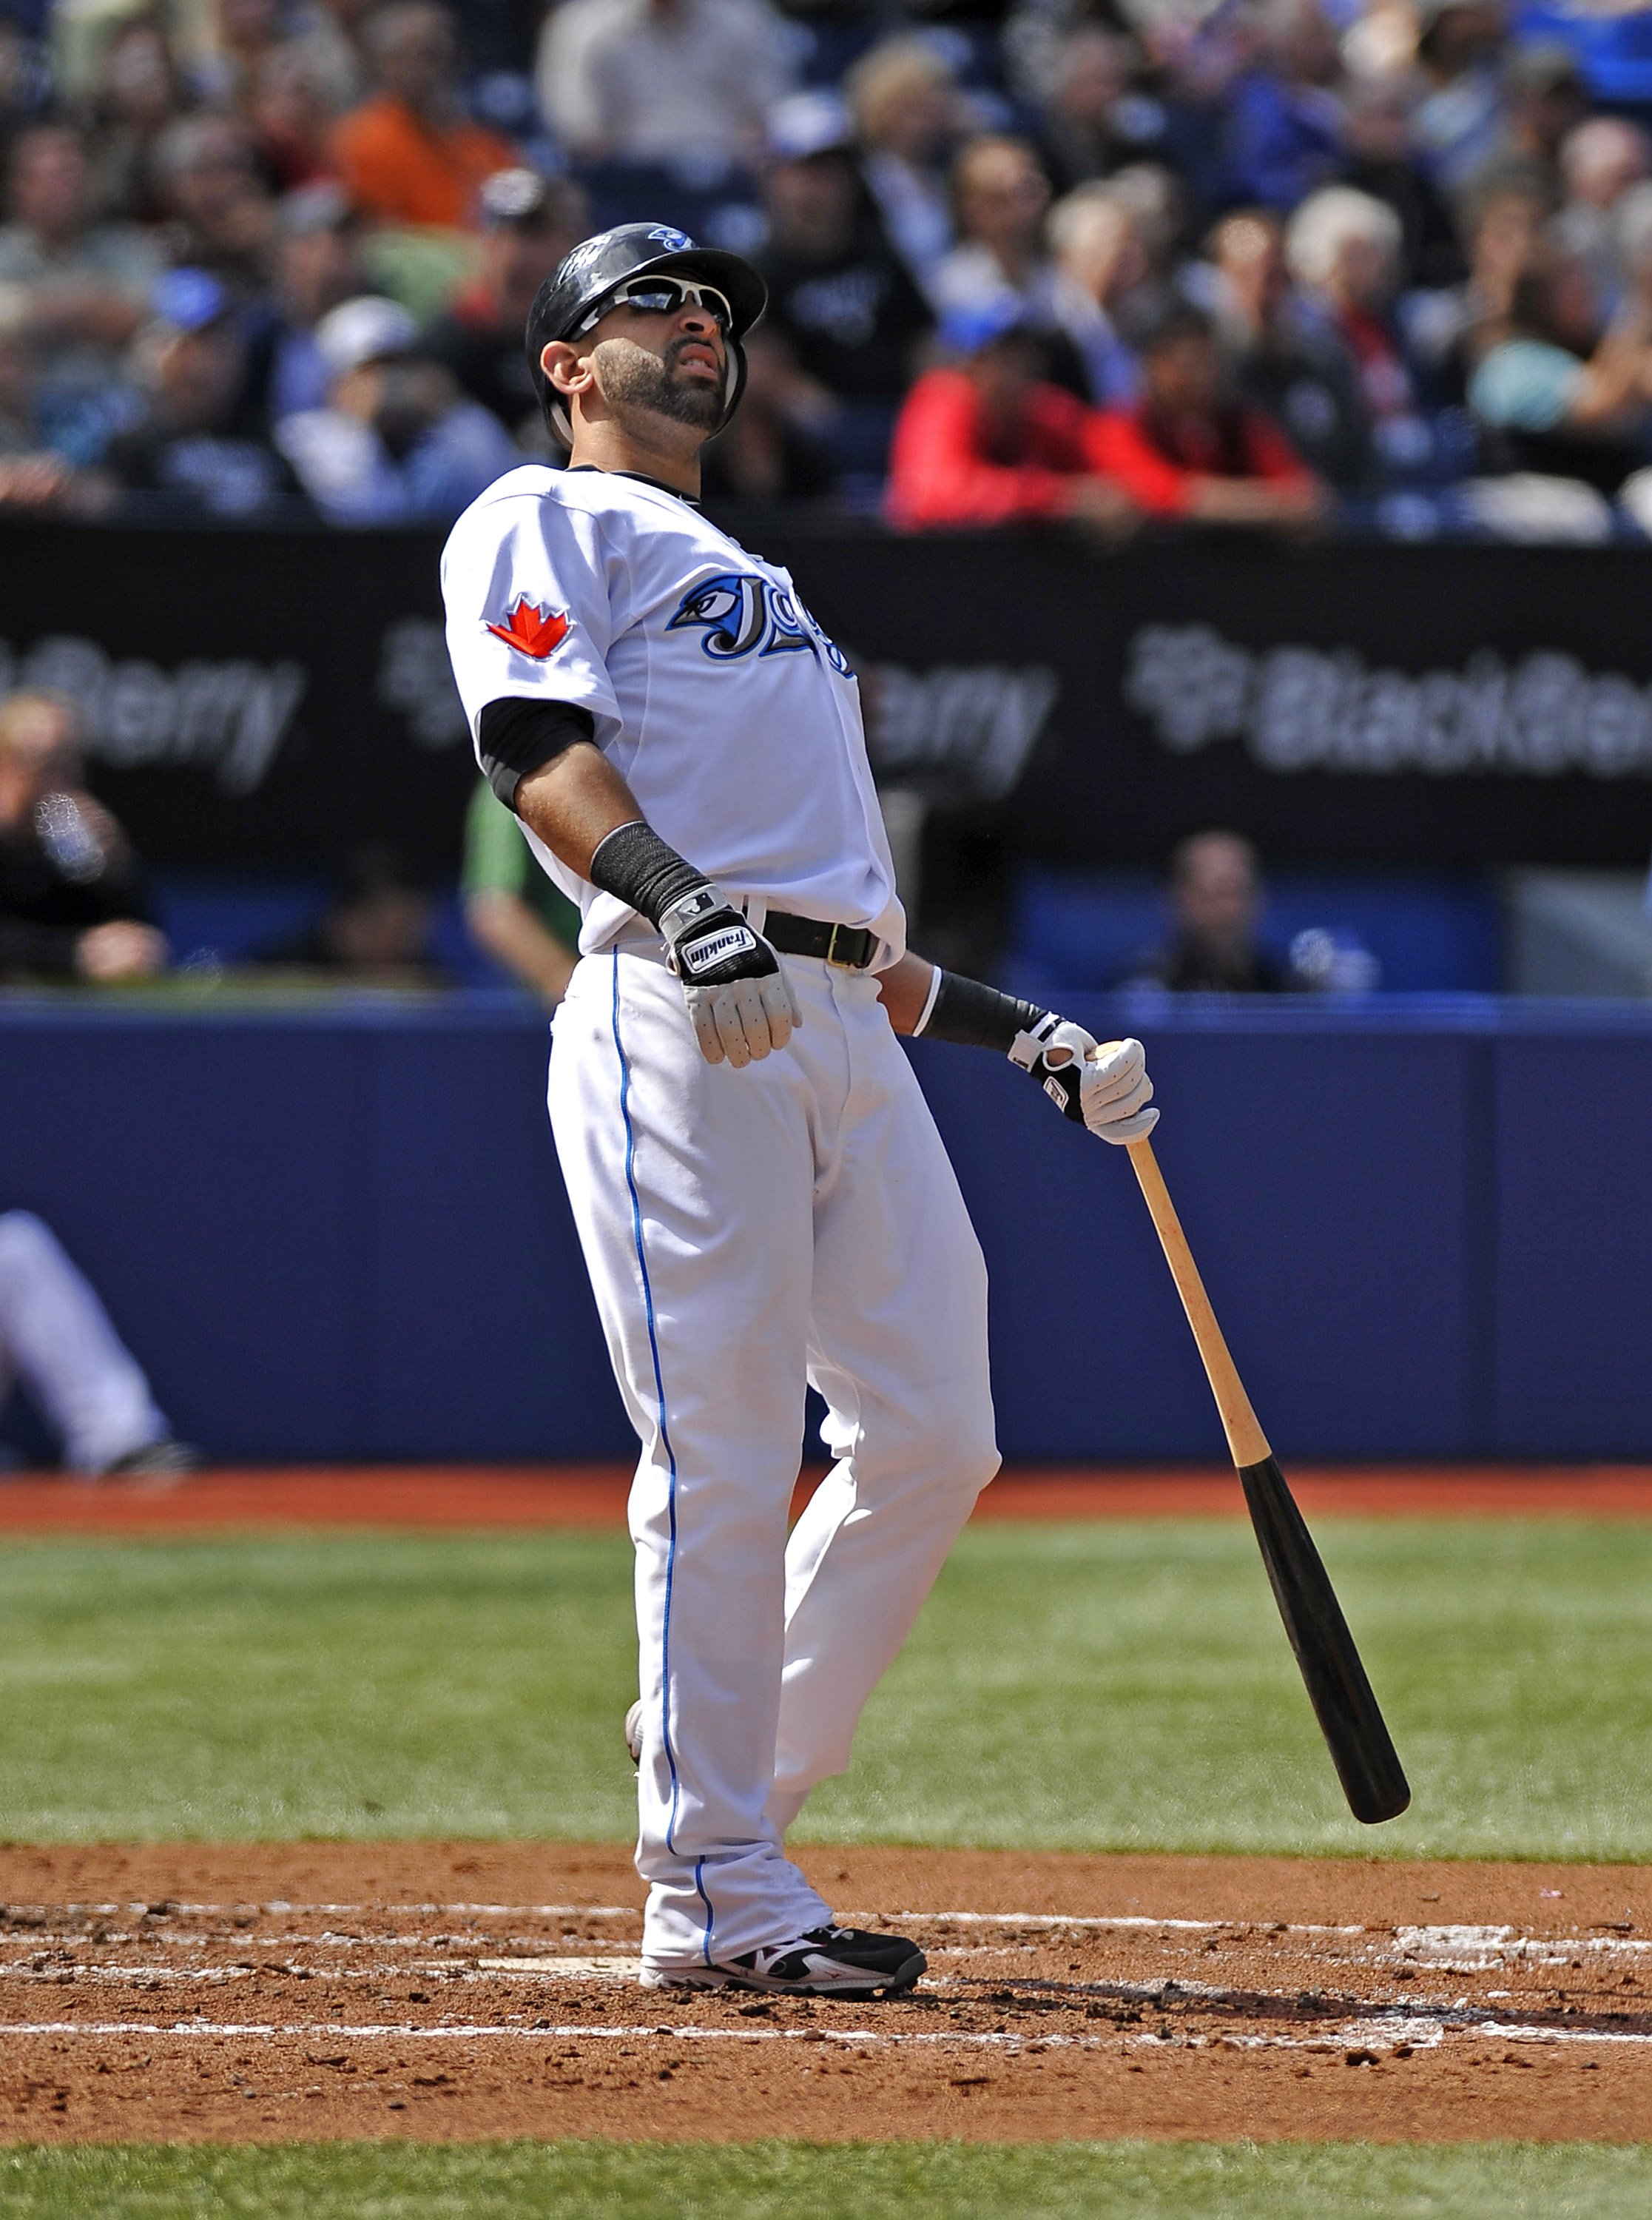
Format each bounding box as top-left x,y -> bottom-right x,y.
647,226 -> 693,251
669,573 -> 852,673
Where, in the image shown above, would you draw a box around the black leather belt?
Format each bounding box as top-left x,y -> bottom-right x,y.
762,910 -> 878,969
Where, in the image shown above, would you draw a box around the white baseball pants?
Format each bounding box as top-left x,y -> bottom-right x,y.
549,948 -> 999,1974
0,1211 -> 170,1473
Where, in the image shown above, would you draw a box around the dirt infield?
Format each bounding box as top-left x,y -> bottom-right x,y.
2,1842 -> 1649,2145
4,1464 -> 1652,1532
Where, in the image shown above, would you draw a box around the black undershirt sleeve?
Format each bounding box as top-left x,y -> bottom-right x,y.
478,697 -> 597,810
920,971 -> 1047,1055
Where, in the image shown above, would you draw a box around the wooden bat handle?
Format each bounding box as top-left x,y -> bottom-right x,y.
1126,1136 -> 1271,1470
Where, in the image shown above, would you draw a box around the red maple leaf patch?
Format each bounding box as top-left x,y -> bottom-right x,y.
486,596 -> 570,659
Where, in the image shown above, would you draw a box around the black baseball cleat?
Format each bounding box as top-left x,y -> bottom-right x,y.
641,1926 -> 926,1998
103,1439 -> 204,1486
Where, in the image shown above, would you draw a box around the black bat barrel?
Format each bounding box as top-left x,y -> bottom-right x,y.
1239,1456 -> 1412,1825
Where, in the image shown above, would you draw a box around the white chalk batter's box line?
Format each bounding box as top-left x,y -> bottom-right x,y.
1,1951 -> 1634,2008
0,2018 -> 1646,2053
6,1908 -> 1643,1964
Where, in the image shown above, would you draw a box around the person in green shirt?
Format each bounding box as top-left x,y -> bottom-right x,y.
461,778 -> 581,1003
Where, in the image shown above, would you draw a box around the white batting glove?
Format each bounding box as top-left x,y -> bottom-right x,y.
661,887 -> 803,1069
1010,1018 -> 1159,1143
1079,1034 -> 1158,1143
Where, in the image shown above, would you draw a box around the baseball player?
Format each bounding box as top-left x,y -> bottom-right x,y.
442,223 -> 1157,1999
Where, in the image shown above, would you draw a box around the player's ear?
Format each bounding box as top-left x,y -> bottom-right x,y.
542,340 -> 594,402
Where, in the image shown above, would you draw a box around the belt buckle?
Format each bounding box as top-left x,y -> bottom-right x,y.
824,921 -> 853,968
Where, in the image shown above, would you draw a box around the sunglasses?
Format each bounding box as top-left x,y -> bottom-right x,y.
576,276 -> 734,335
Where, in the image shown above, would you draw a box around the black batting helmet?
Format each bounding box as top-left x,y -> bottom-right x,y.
525,222 -> 768,447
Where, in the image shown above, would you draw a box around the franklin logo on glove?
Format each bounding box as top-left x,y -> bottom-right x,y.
680,924 -> 758,975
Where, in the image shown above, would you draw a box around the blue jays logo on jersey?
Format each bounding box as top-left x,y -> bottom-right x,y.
667,573 -> 852,675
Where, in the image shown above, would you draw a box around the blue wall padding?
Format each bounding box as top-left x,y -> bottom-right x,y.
0,995 -> 1645,1463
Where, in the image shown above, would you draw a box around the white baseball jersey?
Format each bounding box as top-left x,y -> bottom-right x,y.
441,465 -> 905,961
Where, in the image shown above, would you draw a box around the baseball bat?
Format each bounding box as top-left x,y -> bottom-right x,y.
1125,1135 -> 1410,1825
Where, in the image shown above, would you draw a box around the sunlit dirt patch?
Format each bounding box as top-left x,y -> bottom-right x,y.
0,1843 -> 1648,2142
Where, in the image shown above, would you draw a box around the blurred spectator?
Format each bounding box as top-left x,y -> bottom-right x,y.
0,298 -> 104,511
331,2 -> 515,229
1102,159 -> 1189,278
886,296 -> 1139,533
1554,115 -> 1651,303
0,299 -> 41,448
289,0 -> 376,112
699,327 -> 837,500
152,114 -> 279,297
0,124 -> 162,393
462,778 -> 579,1002
756,92 -> 931,472
1198,207 -> 1369,487
88,19 -> 186,226
1286,186 -> 1434,475
1469,39 -> 1588,200
249,39 -> 343,192
1403,168 -> 1548,398
1220,0 -> 1345,214
1412,0 -> 1508,191
255,841 -> 445,983
1467,243 -> 1652,491
1616,179 -> 1652,317
933,135 -> 1059,326
104,267 -> 301,517
1339,71 -> 1465,289
1090,301 -> 1328,523
274,290 -> 517,518
846,35 -> 963,301
424,166 -> 588,443
193,0 -> 289,113
1125,829 -> 1289,991
0,692 -> 166,983
268,181 -> 367,420
1048,181 -> 1149,406
536,0 -> 795,166
0,1211 -> 198,1479
1038,27 -> 1169,197
0,16 -> 49,169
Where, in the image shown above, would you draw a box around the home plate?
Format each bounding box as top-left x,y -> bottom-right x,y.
479,1956 -> 642,1982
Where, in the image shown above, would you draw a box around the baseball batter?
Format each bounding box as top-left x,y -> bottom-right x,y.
442,223 -> 1158,1999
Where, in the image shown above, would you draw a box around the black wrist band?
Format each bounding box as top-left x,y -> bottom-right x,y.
923,971 -> 1047,1056
588,820 -> 709,929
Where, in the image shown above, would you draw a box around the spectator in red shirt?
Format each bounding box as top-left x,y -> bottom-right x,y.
1090,302 -> 1328,526
886,296 -> 1138,532
332,2 -> 516,231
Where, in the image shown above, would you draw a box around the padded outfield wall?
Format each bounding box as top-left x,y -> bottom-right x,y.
2,995 -> 1647,1464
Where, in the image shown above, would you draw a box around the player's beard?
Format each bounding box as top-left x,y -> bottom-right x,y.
590,334 -> 726,437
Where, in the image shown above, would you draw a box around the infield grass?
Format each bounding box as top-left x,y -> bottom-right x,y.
2,2141 -> 1651,2219
0,1518 -> 1648,1858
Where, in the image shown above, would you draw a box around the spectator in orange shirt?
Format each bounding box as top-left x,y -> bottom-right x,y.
886,297 -> 1137,532
1089,303 -> 1329,526
332,1 -> 517,230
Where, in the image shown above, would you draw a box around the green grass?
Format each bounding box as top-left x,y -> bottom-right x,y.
1,1518 -> 1651,1858
2,2141 -> 1652,2219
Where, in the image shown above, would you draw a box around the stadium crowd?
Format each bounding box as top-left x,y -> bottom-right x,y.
3,0 -> 1652,531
